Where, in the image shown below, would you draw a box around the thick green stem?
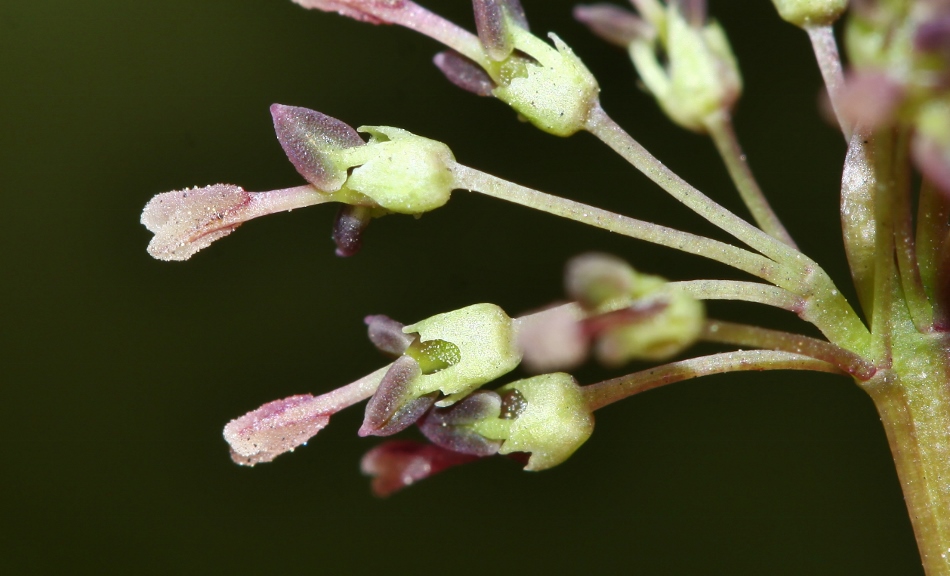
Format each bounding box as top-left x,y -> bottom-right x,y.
863,331 -> 950,576
704,110 -> 797,248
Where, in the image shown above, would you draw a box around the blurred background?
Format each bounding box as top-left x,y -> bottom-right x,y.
1,0 -> 924,574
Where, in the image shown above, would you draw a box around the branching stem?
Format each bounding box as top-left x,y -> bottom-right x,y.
703,110 -> 797,248
583,350 -> 841,411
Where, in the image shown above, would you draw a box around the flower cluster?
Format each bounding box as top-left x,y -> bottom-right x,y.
141,3 -> 950,569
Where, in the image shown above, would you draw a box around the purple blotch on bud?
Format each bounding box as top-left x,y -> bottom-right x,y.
271,104 -> 365,191
473,0 -> 529,60
433,50 -> 497,96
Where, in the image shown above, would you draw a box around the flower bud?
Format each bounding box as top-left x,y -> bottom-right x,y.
627,2 -> 741,132
488,29 -> 600,136
771,0 -> 847,28
337,126 -> 455,214
565,253 -> 704,364
469,373 -> 594,471
402,303 -> 522,405
593,285 -> 705,364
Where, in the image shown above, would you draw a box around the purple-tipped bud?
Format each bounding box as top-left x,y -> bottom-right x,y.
224,394 -> 332,466
365,315 -> 415,356
573,4 -> 651,47
332,205 -> 374,257
419,391 -> 504,456
271,104 -> 365,191
433,50 -> 496,96
473,0 -> 529,60
361,440 -> 480,497
360,355 -> 434,436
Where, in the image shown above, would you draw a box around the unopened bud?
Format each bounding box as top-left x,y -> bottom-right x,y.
470,373 -> 594,471
402,303 -> 522,405
771,0 -> 847,27
628,3 -> 741,132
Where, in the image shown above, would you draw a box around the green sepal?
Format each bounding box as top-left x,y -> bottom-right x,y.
402,303 -> 522,405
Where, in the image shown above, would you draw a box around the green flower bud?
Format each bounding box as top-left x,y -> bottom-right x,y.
402,303 -> 522,405
628,4 -> 741,132
566,253 -> 705,365
471,373 -> 594,471
336,126 -> 456,214
594,282 -> 705,364
771,0 -> 847,27
488,28 -> 600,136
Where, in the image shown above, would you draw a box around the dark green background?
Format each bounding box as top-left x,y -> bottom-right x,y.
1,1 -> 923,574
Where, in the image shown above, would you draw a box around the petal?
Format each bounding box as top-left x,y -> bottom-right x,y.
360,440 -> 480,497
224,394 -> 331,466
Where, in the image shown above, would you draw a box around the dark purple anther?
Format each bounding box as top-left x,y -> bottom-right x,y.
271,104 -> 365,192
473,0 -> 529,61
360,355 -> 434,436
365,315 -> 415,356
433,51 -> 496,96
332,205 -> 373,257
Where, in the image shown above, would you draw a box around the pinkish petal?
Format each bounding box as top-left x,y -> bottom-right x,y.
141,184 -> 329,261
433,50 -> 496,96
290,0 -> 409,24
271,104 -> 365,191
515,304 -> 589,372
224,395 -> 332,466
360,440 -> 480,497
